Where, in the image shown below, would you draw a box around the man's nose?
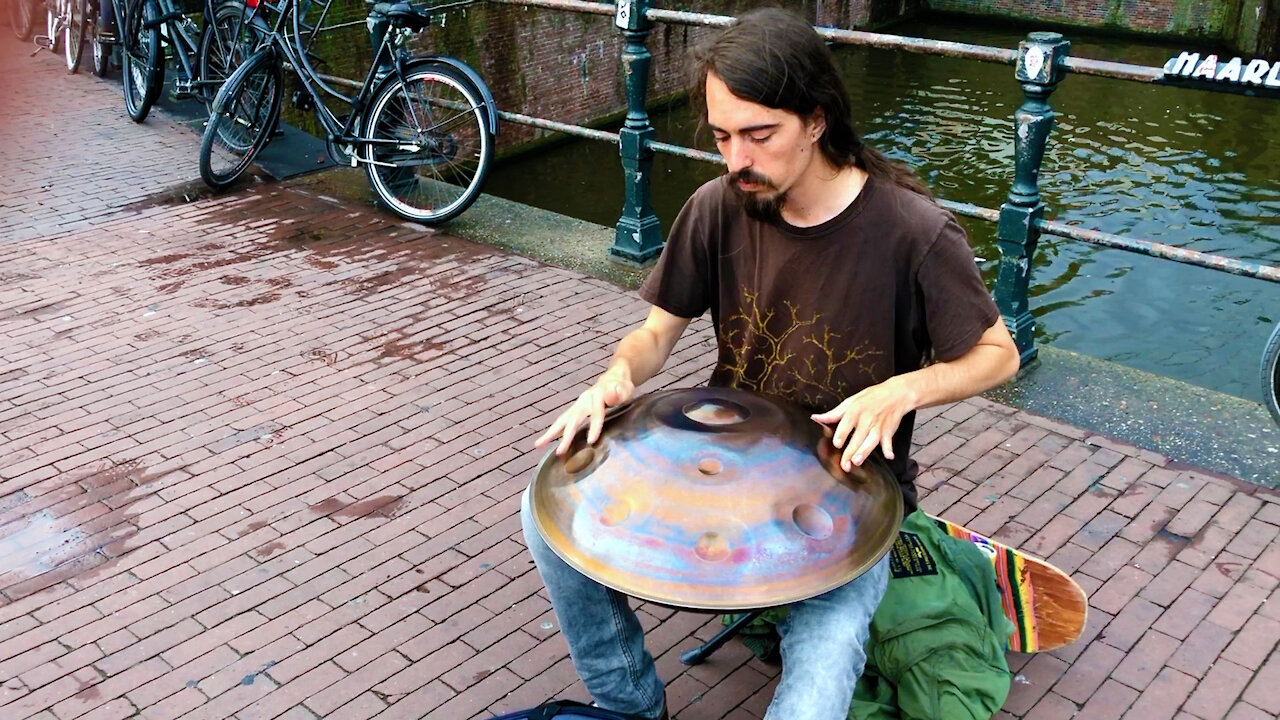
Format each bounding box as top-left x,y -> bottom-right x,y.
724,139 -> 751,173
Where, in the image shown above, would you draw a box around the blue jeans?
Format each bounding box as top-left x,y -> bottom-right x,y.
521,488 -> 891,720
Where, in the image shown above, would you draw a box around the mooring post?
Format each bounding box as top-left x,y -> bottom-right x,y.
609,0 -> 664,265
996,31 -> 1070,367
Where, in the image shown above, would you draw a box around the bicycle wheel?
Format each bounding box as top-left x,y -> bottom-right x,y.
45,0 -> 61,53
121,0 -> 162,122
196,0 -> 253,112
91,15 -> 110,77
362,62 -> 493,224
1263,321 -> 1280,426
199,47 -> 283,190
10,0 -> 38,40
64,0 -> 87,73
90,0 -> 110,76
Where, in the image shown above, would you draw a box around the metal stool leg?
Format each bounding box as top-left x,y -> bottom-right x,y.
679,610 -> 764,666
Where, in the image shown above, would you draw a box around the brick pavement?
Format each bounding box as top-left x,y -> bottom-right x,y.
4,33 -> 1280,720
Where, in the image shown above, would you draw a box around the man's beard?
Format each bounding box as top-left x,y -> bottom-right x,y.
729,169 -> 785,224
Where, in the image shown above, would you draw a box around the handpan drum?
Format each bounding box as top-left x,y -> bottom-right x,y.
529,387 -> 903,611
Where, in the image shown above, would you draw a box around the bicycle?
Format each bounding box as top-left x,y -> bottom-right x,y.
89,0 -> 115,76
198,0 -> 498,224
1263,321 -> 1280,426
33,0 -> 64,55
111,0 -> 254,121
9,0 -> 41,40
59,0 -> 104,73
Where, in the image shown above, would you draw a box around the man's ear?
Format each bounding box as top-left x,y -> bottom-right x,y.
807,107 -> 826,142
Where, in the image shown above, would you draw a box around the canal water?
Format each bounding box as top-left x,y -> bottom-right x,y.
483,17 -> 1280,404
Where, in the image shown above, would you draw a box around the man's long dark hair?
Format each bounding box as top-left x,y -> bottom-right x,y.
691,7 -> 933,199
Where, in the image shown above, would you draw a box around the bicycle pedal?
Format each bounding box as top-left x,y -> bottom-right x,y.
32,35 -> 53,51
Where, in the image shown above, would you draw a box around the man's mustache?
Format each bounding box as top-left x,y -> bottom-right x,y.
730,169 -> 775,188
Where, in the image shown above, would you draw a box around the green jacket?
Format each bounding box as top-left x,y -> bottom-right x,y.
849,510 -> 1014,720
726,511 -> 1013,720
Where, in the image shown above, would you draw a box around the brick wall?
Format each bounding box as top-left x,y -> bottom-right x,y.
400,0 -> 921,151
923,0 -> 1275,52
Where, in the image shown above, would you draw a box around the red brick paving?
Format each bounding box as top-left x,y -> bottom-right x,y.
4,34 -> 1280,720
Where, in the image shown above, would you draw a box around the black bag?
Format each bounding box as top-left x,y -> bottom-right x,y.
491,700 -> 644,720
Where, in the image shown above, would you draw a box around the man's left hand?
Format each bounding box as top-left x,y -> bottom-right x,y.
811,376 -> 917,471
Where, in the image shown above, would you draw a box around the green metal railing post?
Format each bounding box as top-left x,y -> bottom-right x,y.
996,32 -> 1071,367
609,0 -> 664,265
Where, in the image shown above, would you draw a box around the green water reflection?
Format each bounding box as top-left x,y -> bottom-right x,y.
483,17 -> 1280,403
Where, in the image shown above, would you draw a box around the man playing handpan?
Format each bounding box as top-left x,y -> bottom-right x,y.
524,8 -> 1020,720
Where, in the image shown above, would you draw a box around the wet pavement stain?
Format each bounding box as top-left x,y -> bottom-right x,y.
233,520 -> 272,539
307,498 -> 346,515
333,496 -> 405,520
1215,561 -> 1244,578
253,541 -> 288,558
137,253 -> 194,266
306,257 -> 339,270
306,496 -> 405,520
379,338 -> 446,360
0,461 -> 158,601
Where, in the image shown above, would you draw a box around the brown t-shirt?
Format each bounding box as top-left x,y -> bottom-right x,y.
639,174 -> 1000,511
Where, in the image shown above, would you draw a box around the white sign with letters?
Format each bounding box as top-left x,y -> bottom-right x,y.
1163,51 -> 1280,88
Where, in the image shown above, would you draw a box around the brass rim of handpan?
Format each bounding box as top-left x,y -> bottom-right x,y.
529,387 -> 903,611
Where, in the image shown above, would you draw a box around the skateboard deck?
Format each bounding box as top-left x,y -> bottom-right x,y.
931,515 -> 1088,653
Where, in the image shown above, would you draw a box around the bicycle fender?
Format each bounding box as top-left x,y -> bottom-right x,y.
404,56 -> 500,137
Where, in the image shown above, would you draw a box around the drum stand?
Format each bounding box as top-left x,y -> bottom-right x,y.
679,609 -> 765,665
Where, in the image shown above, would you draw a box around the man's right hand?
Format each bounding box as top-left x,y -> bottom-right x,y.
534,368 -> 636,456
532,305 -> 692,457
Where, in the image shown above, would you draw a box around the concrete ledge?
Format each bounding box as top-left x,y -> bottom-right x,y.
991,346 -> 1279,487
441,191 -> 651,291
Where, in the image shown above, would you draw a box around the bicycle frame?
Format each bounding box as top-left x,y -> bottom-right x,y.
200,0 -> 495,221
244,0 -> 409,147
151,0 -> 200,87
245,0 -> 442,158
101,0 -> 246,99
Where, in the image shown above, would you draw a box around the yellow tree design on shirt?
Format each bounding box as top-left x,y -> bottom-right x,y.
789,328 -> 880,405
720,285 -> 882,408
721,289 -> 818,389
